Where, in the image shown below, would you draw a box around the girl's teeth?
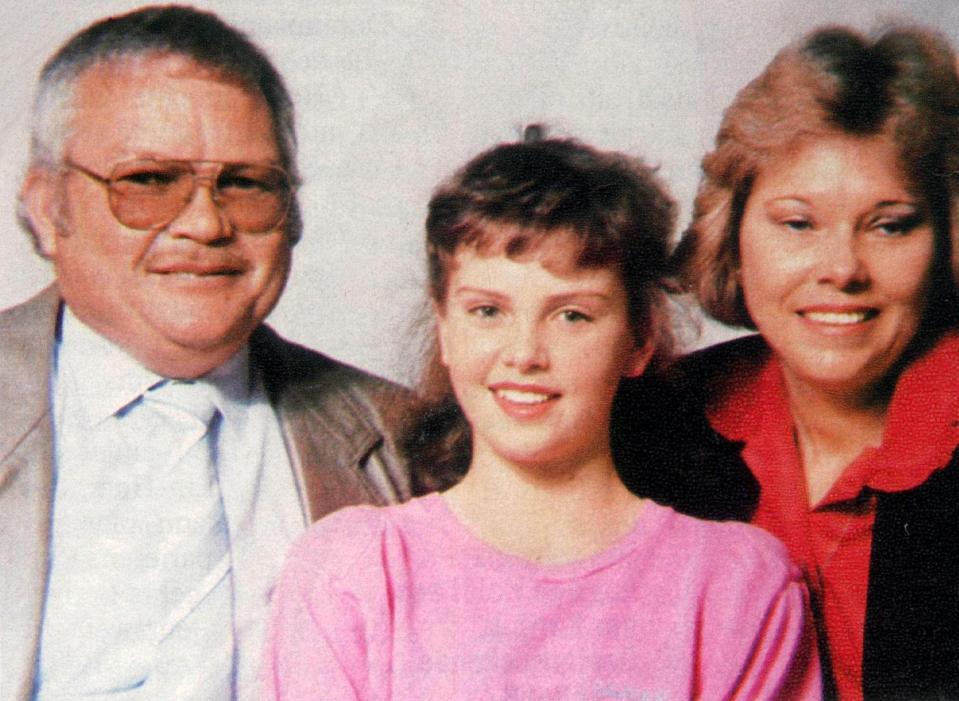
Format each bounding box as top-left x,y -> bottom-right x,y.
496,389 -> 551,404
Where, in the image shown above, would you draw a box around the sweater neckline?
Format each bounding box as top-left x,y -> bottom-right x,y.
409,492 -> 669,582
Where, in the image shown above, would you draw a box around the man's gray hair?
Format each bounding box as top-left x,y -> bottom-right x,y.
24,4 -> 302,243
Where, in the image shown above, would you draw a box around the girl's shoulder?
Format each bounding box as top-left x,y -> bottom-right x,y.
643,501 -> 800,585
283,494 -> 444,581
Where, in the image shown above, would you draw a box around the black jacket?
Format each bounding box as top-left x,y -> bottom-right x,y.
616,335 -> 959,700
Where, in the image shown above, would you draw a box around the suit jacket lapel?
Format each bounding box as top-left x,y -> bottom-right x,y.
0,286 -> 59,701
250,327 -> 383,523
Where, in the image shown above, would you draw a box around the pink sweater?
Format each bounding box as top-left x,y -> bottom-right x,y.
263,495 -> 820,700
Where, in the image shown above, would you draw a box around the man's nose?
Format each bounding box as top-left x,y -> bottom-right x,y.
166,176 -> 233,243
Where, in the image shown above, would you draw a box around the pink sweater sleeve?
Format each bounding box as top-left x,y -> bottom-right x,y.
696,525 -> 822,701
261,509 -> 381,701
727,579 -> 821,700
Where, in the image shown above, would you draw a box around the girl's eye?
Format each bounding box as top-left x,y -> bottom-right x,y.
469,305 -> 500,319
559,309 -> 591,323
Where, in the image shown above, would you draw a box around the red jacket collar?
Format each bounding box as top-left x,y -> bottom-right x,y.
706,332 -> 959,501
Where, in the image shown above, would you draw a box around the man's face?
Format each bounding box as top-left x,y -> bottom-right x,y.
25,54 -> 291,378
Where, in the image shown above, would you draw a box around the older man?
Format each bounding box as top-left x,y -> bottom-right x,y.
1,6 -> 411,700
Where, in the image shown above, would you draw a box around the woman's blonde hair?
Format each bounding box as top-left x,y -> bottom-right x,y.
677,25 -> 959,330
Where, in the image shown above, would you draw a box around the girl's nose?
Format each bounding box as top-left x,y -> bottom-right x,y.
502,321 -> 548,371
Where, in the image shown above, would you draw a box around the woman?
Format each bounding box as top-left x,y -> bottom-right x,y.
262,134 -> 820,699
633,25 -> 959,700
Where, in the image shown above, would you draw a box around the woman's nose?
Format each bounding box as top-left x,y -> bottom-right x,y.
816,228 -> 869,290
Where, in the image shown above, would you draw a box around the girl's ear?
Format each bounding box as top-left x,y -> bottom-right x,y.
433,301 -> 450,368
623,340 -> 655,378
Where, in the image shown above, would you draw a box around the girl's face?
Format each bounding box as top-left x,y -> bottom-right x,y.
739,134 -> 935,401
436,233 -> 651,472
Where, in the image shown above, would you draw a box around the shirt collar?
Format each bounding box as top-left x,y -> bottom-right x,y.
865,332 -> 959,492
56,308 -> 164,426
56,307 -> 252,426
202,344 -> 253,427
707,332 -> 959,503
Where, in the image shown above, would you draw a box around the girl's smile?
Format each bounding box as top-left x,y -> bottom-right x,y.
436,233 -> 651,472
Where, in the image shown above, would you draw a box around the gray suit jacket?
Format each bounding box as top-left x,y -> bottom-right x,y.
0,286 -> 412,701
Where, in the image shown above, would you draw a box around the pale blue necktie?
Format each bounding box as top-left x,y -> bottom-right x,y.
143,379 -> 235,698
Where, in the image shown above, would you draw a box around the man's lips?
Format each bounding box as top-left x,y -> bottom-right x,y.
148,261 -> 245,276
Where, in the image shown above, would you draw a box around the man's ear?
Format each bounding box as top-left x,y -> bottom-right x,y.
19,168 -> 63,259
623,339 -> 655,378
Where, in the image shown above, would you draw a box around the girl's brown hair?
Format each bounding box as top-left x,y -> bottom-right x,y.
405,131 -> 677,492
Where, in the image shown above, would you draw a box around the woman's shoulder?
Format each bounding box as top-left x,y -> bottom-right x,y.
670,334 -> 770,397
615,337 -> 768,521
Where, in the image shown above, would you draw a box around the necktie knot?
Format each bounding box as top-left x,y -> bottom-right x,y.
146,379 -> 219,427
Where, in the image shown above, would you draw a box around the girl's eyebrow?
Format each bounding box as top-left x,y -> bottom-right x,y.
449,286 -> 509,300
546,291 -> 613,305
450,286 -> 613,304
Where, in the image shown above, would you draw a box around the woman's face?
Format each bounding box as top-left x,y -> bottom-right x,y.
739,134 -> 935,400
436,233 -> 651,471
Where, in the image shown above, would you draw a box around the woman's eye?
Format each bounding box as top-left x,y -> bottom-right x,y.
874,214 -> 921,237
781,217 -> 812,232
877,221 -> 906,236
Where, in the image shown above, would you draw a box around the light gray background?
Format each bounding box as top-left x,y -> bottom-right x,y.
2,0 -> 957,384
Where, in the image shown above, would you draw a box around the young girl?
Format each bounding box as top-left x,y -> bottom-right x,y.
262,134 -> 820,699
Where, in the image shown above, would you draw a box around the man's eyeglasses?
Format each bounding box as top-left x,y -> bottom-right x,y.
63,158 -> 295,234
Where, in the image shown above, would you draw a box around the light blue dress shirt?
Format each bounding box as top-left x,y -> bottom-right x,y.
35,309 -> 305,700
